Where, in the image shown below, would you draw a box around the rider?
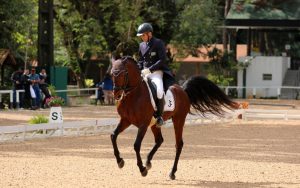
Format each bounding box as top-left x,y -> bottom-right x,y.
137,22 -> 174,127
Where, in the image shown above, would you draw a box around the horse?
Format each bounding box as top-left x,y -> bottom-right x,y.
110,56 -> 238,180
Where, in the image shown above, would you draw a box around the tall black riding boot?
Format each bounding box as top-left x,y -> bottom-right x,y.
156,98 -> 165,127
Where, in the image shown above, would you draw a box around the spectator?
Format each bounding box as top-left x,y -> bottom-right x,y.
39,69 -> 51,108
102,73 -> 114,105
11,67 -> 24,108
21,69 -> 32,109
29,67 -> 41,110
95,81 -> 104,105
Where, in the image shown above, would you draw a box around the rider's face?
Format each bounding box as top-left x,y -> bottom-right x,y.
140,32 -> 149,42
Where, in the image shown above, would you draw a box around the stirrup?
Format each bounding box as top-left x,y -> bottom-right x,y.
156,116 -> 164,127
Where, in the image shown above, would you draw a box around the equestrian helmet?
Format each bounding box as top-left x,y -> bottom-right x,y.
136,23 -> 153,36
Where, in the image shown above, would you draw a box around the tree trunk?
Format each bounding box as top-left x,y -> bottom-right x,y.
54,10 -> 86,88
75,72 -> 85,88
223,0 -> 232,52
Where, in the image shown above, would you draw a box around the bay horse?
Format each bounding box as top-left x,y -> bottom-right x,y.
110,56 -> 237,180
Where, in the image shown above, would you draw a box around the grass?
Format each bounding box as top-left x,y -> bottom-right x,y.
28,115 -> 49,124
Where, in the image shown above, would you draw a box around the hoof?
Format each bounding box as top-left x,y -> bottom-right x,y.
145,161 -> 152,170
169,173 -> 176,180
118,159 -> 125,168
141,168 -> 148,177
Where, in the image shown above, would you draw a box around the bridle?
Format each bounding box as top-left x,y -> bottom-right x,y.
112,69 -> 130,92
111,58 -> 142,101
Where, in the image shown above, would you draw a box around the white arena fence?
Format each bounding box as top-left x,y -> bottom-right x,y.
0,113 -> 237,143
1,86 -> 300,109
240,109 -> 300,121
0,88 -> 98,109
1,109 -> 300,143
0,118 -> 118,143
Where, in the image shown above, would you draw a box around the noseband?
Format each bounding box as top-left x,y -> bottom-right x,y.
112,69 -> 129,92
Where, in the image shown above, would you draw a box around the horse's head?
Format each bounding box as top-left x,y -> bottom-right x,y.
111,56 -> 141,100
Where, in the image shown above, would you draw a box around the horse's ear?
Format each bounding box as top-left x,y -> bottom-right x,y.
111,56 -> 119,65
111,57 -> 116,64
112,59 -> 120,65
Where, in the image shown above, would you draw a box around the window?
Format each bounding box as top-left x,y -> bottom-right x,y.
263,74 -> 272,80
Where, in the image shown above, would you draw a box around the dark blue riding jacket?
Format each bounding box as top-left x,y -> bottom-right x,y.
137,37 -> 175,89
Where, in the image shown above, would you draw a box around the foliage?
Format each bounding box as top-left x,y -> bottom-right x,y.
48,85 -> 57,96
169,61 -> 181,75
209,47 -> 236,69
85,79 -> 94,88
172,0 -> 221,57
0,0 -> 229,88
28,115 -> 49,124
51,0 -> 185,87
235,56 -> 254,70
114,39 -> 139,58
0,0 -> 38,62
206,47 -> 236,86
290,41 -> 300,58
46,96 -> 65,107
207,73 -> 233,86
139,0 -> 182,44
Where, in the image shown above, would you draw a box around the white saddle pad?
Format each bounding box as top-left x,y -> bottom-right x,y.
145,79 -> 175,112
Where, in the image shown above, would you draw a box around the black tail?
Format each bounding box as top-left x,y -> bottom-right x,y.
183,76 -> 238,116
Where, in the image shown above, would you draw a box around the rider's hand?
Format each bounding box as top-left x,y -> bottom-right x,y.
141,68 -> 151,77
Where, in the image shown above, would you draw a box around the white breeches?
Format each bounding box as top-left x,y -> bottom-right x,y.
147,70 -> 164,99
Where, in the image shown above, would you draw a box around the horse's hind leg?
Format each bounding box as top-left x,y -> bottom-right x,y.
134,126 -> 148,177
145,126 -> 164,170
111,119 -> 130,168
170,115 -> 185,180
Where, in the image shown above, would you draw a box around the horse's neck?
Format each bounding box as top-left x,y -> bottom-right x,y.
120,79 -> 148,104
132,79 -> 147,97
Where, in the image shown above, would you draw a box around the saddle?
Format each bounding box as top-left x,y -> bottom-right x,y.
145,77 -> 175,112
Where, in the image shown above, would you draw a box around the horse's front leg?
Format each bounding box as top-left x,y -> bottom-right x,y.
111,119 -> 130,168
145,126 -> 164,170
134,125 -> 148,177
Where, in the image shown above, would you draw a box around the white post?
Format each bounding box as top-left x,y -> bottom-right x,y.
95,88 -> 98,99
277,88 -> 281,99
9,90 -> 13,109
49,106 -> 64,135
225,87 -> 229,95
16,90 -> 20,109
252,88 -> 256,99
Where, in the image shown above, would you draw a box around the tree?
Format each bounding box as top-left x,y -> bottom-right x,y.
172,0 -> 221,57
115,0 -> 184,59
222,0 -> 232,52
207,47 -> 235,86
0,0 -> 38,63
51,0 -> 190,87
54,0 -> 111,87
